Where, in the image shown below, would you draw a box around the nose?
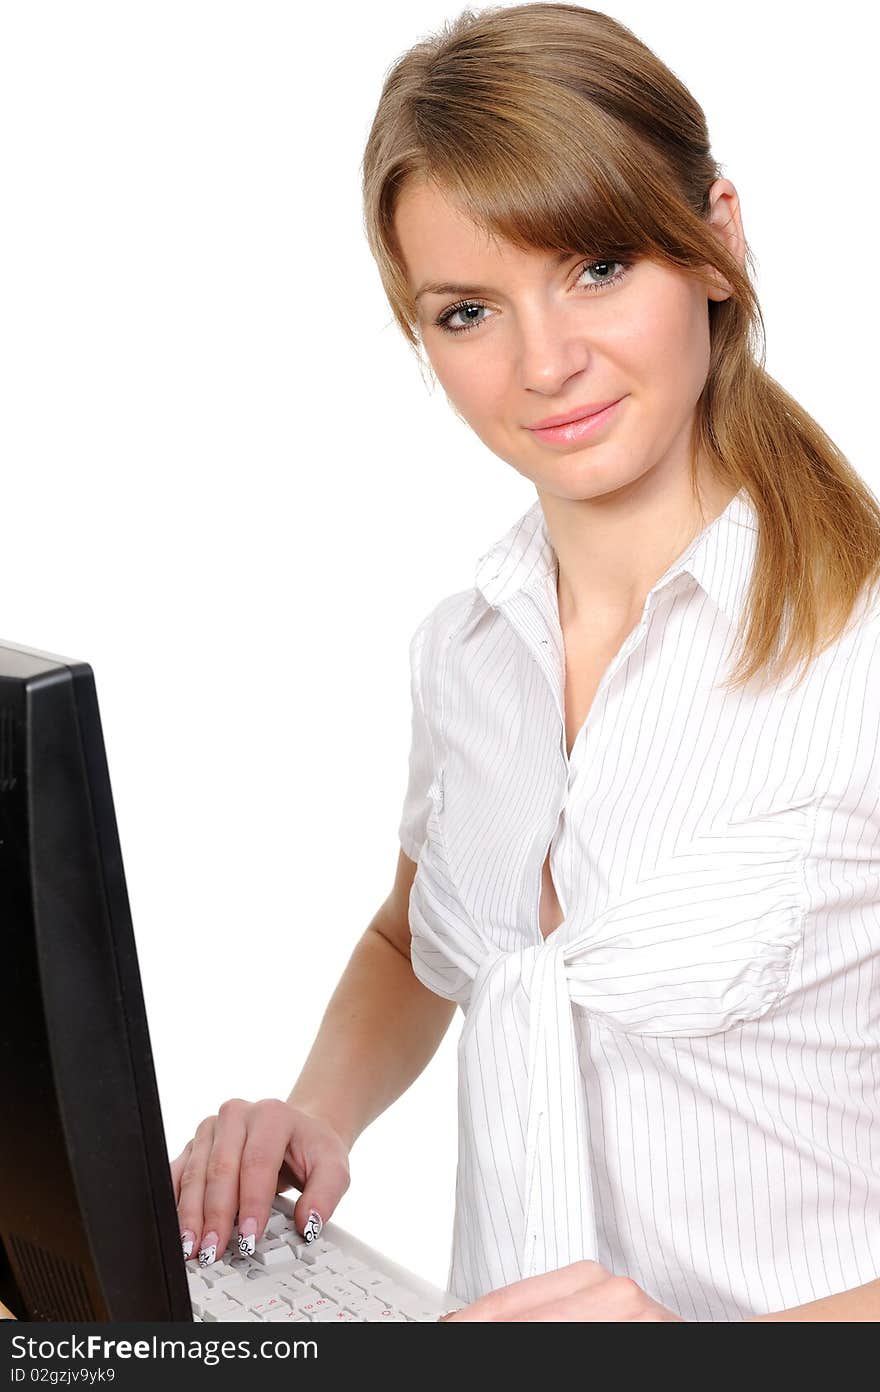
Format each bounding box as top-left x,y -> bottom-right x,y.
515,302 -> 594,397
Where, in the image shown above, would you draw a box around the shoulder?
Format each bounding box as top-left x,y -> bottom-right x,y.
841,581 -> 880,672
411,587 -> 480,660
406,589 -> 481,716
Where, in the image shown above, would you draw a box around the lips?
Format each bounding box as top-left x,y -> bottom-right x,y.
526,395 -> 625,445
527,397 -> 623,430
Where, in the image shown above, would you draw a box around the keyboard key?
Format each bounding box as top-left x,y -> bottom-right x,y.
276,1287 -> 309,1306
270,1195 -> 297,1220
229,1277 -> 277,1304
276,1282 -> 315,1304
308,1274 -> 364,1302
348,1268 -> 390,1292
201,1295 -> 238,1321
206,1273 -> 248,1297
369,1282 -> 445,1321
277,1261 -> 317,1284
324,1254 -> 369,1275
278,1292 -> 318,1315
252,1244 -> 297,1269
314,1306 -> 361,1321
364,1306 -> 407,1322
293,1295 -> 336,1318
297,1239 -> 336,1264
253,1236 -> 285,1254
282,1236 -> 307,1252
246,1292 -> 288,1317
343,1293 -> 391,1317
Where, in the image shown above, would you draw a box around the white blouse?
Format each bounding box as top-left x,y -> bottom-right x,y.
397,486 -> 880,1320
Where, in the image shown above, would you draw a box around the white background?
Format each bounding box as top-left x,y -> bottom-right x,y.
1,0 -> 876,1292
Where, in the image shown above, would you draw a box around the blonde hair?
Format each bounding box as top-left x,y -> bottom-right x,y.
360,2 -> 880,692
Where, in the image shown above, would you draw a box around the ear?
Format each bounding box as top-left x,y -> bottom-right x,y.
702,178 -> 746,302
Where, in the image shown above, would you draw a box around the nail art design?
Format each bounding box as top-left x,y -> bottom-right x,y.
180,1231 -> 195,1259
237,1217 -> 257,1256
303,1209 -> 323,1242
198,1232 -> 218,1267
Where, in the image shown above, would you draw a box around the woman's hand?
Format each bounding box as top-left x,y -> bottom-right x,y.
169,1097 -> 351,1264
439,1259 -> 686,1321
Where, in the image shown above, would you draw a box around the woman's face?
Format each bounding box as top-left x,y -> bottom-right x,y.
394,176 -> 739,503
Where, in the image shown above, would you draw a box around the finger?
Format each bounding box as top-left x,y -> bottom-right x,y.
444,1259 -> 609,1321
176,1118 -> 215,1259
199,1099 -> 249,1264
234,1100 -> 303,1255
288,1126 -> 351,1242
169,1141 -> 193,1205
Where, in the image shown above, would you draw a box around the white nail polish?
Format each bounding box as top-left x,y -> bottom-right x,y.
303,1210 -> 323,1242
198,1231 -> 218,1266
237,1217 -> 257,1257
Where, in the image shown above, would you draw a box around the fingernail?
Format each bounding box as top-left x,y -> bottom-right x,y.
198,1232 -> 218,1266
180,1230 -> 195,1259
237,1217 -> 257,1257
303,1210 -> 323,1242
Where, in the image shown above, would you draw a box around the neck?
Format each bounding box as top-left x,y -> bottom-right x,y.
538,457 -> 736,636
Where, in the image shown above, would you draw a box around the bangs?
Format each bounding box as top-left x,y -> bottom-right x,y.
411,80 -> 701,267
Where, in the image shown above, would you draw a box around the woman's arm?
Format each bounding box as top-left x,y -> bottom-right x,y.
286,848 -> 457,1149
745,1277 -> 880,1321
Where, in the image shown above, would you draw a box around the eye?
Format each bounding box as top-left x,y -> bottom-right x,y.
434,257 -> 633,336
577,258 -> 631,292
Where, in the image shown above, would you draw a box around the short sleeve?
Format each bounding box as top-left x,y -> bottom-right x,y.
397,609 -> 437,864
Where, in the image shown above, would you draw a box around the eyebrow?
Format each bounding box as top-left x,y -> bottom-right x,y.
413,249 -> 577,303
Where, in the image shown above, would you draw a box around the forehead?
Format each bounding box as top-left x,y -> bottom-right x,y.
394,178 -> 523,274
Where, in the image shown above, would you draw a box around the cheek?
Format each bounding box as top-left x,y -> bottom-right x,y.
616,292 -> 710,396
431,348 -> 506,417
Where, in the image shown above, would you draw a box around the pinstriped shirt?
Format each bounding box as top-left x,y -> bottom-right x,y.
397,486 -> 880,1320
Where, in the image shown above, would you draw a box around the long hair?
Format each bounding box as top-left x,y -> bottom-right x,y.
360,2 -> 880,693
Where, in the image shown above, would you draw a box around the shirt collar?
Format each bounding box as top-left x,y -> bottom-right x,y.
469,485 -> 758,627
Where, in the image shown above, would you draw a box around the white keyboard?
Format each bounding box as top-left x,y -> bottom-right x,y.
186,1194 -> 465,1323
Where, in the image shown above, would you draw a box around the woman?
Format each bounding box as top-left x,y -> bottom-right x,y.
171,4 -> 880,1320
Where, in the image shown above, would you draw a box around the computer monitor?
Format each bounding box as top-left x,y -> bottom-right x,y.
0,637 -> 193,1320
